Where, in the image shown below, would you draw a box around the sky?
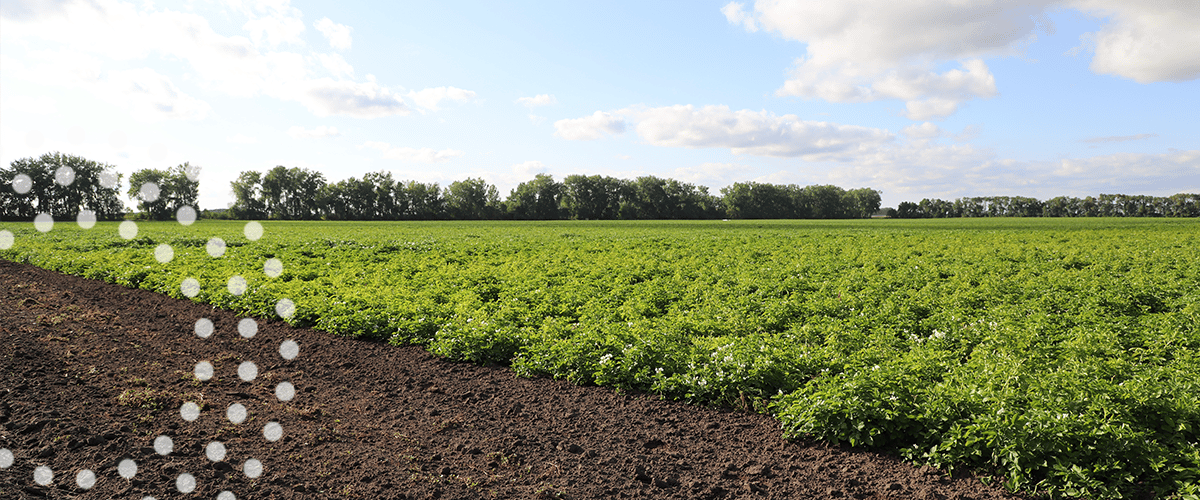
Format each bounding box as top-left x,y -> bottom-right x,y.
1,0 -> 1198,211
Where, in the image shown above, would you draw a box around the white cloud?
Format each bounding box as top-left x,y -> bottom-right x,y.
673,162 -> 752,186
1069,0 -> 1200,83
316,52 -> 354,78
287,125 -> 340,139
227,133 -> 259,144
1054,149 -> 1200,180
406,86 -> 476,112
527,114 -> 546,124
301,78 -> 410,118
902,122 -> 943,139
243,10 -> 305,48
720,2 -> 757,32
512,160 -> 547,176
361,141 -> 465,163
314,16 -> 352,50
517,94 -> 557,107
624,105 -> 894,160
553,111 -> 626,140
102,67 -> 212,122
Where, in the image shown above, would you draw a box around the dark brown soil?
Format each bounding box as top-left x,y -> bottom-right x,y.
0,258 -> 1029,499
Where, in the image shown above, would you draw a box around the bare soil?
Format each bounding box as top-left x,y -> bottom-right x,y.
0,258 -> 1030,499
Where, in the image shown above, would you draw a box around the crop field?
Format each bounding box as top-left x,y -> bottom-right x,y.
2,218 -> 1198,499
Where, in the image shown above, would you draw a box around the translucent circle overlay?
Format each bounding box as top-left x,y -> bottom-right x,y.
206,237 -> 226,257
275,381 -> 295,402
218,491 -> 237,500
176,473 -> 196,493
34,465 -> 53,486
98,171 -> 118,189
194,361 -> 214,381
264,258 -> 283,277
244,221 -> 263,241
118,459 -> 137,479
181,402 -> 200,422
195,318 -> 214,338
276,298 -> 296,319
227,403 -> 247,424
154,244 -> 174,264
243,459 -> 263,479
0,448 -> 13,468
238,318 -> 257,338
55,166 -> 75,186
34,213 -> 54,232
76,469 -> 96,489
181,278 -> 200,298
119,220 -> 138,240
76,209 -> 97,229
227,275 -> 247,296
177,206 -> 197,226
139,182 -> 161,203
13,173 -> 33,194
0,230 -> 14,250
263,421 -> 283,442
279,340 -> 299,360
238,361 -> 258,382
154,435 -> 173,455
206,441 -> 226,462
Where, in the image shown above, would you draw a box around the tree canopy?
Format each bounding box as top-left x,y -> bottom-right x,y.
1,152 -> 125,221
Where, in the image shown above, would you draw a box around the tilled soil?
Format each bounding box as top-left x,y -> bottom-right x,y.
0,258 -> 1029,499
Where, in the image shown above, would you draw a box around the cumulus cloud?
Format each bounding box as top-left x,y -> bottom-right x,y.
361,141 -> 465,163
624,105 -> 894,160
1054,149 -> 1199,180
512,160 -> 548,176
553,111 -> 626,140
720,2 -> 757,32
226,133 -> 258,144
287,125 -> 339,139
314,16 -> 352,50
902,122 -> 943,139
300,78 -> 410,118
1069,0 -> 1200,83
102,67 -> 211,122
316,52 -> 354,78
1079,133 -> 1156,144
517,94 -> 557,107
406,86 -> 476,112
243,10 -> 305,48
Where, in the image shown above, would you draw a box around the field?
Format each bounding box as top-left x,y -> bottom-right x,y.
2,218 -> 1198,499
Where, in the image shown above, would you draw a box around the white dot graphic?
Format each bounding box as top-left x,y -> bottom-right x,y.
98,171 -> 118,189
227,403 -> 247,424
264,258 -> 283,277
238,361 -> 258,382
34,465 -> 53,486
238,318 -> 257,338
195,318 -> 214,338
279,340 -> 299,360
206,441 -> 226,462
176,473 -> 196,493
119,220 -> 138,239
55,166 -> 75,186
276,298 -> 296,319
243,221 -> 263,241
118,459 -> 137,479
206,237 -> 226,257
275,381 -> 295,402
181,277 -> 200,298
0,230 -> 13,250
12,173 -> 33,194
243,458 -> 263,479
227,275 -> 247,295
34,213 -> 54,232
263,421 -> 283,442
139,182 -> 161,203
194,361 -> 214,381
76,469 -> 96,489
181,402 -> 201,421
218,491 -> 237,500
154,435 -> 173,455
0,448 -> 12,468
76,209 -> 97,229
154,244 -> 174,263
177,205 -> 197,226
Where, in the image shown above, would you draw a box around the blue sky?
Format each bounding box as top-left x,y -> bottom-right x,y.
2,0 -> 1197,210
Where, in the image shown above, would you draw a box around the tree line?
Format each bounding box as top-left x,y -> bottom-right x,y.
892,194 -> 1200,218
221,166 -> 883,221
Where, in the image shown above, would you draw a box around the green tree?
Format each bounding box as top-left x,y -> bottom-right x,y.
1,152 -> 125,221
127,163 -> 200,220
505,174 -> 562,219
445,178 -> 501,219
261,166 -> 326,219
230,171 -> 267,219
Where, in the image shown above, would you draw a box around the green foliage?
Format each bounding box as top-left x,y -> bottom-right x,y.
127,163 -> 200,220
2,217 -> 1198,499
1,152 -> 125,221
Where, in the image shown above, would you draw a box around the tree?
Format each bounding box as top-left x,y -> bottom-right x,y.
445,178 -> 501,219
230,171 -> 267,219
562,175 -> 625,220
261,166 -> 326,220
128,163 -> 200,220
2,152 -> 124,221
505,174 -> 562,219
